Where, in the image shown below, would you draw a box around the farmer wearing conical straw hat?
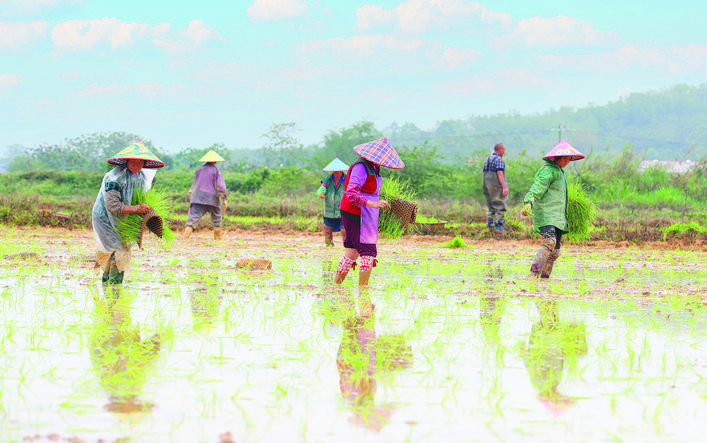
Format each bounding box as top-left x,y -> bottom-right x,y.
521,141 -> 585,279
92,141 -> 165,284
316,158 -> 348,247
335,138 -> 404,286
183,149 -> 228,240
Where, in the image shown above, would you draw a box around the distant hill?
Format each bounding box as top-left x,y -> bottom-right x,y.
384,83 -> 707,162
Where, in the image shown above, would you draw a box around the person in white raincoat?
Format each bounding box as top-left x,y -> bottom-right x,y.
92,141 -> 165,284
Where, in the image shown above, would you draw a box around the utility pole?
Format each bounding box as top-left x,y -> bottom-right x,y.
551,124 -> 572,143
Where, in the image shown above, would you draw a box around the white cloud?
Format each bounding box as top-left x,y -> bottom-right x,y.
153,20 -> 225,56
51,18 -> 170,50
0,73 -> 21,90
247,0 -> 307,22
356,0 -> 513,34
0,21 -> 49,49
493,15 -> 619,48
300,34 -> 439,61
438,47 -> 479,70
72,82 -> 186,99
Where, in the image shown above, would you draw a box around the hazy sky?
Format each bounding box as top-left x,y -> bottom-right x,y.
1,0 -> 705,152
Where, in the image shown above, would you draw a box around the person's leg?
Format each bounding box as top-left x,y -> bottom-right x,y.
184,204 -> 207,238
356,243 -> 378,286
330,218 -> 343,247
490,185 -> 507,233
483,185 -> 494,229
530,226 -> 557,278
335,248 -> 359,284
323,218 -> 334,247
358,255 -> 378,286
209,205 -> 223,239
335,217 -> 360,284
541,230 -> 563,278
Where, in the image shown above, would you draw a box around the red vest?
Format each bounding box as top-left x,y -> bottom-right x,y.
339,160 -> 379,216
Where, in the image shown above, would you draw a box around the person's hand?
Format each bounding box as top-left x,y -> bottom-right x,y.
134,203 -> 150,214
502,187 -> 509,197
222,200 -> 228,211
368,200 -> 389,210
187,191 -> 192,200
521,203 -> 531,217
318,193 -> 325,199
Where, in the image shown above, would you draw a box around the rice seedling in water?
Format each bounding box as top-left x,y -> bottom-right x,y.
567,180 -> 596,242
442,236 -> 466,248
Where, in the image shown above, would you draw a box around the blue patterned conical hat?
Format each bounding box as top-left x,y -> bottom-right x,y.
107,141 -> 165,168
323,158 -> 349,171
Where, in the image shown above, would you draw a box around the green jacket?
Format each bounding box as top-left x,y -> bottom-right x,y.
523,161 -> 568,232
320,173 -> 346,218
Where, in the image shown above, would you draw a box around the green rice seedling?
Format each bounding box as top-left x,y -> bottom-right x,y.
116,188 -> 176,246
442,236 -> 466,248
380,176 -> 417,238
566,180 -> 596,242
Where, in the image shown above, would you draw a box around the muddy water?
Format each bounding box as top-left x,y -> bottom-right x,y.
1,229 -> 707,442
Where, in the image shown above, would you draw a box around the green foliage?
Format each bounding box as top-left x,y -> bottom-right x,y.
442,236 -> 466,248
566,180 -> 596,241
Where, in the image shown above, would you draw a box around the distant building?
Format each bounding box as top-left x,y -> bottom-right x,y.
639,160 -> 702,173
0,163 -> 8,174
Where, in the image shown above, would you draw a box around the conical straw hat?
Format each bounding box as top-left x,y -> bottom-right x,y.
323,158 -> 349,171
352,137 -> 404,169
107,141 -> 165,168
199,150 -> 225,162
543,141 -> 585,161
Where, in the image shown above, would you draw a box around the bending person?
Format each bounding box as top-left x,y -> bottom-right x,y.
521,141 -> 585,279
335,138 -> 404,286
183,149 -> 228,240
92,141 -> 165,285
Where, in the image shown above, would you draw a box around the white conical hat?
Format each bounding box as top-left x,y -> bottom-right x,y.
323,158 -> 349,171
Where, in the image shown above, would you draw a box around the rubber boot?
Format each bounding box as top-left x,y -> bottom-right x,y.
541,249 -> 561,278
495,219 -> 507,233
214,227 -> 222,240
323,225 -> 334,247
183,226 -> 194,239
486,217 -> 493,230
529,235 -> 555,277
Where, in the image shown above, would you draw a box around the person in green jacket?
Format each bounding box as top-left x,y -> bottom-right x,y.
317,158 -> 348,247
521,141 -> 585,279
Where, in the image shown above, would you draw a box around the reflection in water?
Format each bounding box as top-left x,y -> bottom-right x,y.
520,300 -> 588,417
480,296 -> 505,345
89,285 -> 163,425
190,282 -> 223,334
335,288 -> 413,431
321,259 -> 336,284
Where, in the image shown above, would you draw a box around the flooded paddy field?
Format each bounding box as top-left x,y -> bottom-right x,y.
2,226 -> 707,442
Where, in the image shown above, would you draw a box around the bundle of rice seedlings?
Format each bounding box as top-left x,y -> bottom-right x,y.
379,176 -> 416,237
117,189 -> 176,247
566,180 -> 595,241
442,236 -> 466,248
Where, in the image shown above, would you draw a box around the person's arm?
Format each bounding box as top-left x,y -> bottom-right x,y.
317,181 -> 327,199
496,170 -> 508,196
216,170 -> 227,201
105,189 -> 148,215
523,165 -> 553,207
